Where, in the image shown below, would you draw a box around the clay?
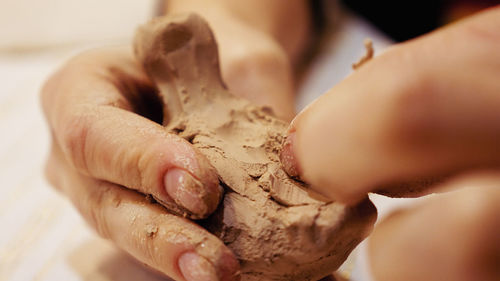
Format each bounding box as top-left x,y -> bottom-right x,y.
134,14 -> 377,281
352,39 -> 373,70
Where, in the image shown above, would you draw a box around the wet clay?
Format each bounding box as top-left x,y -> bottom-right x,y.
134,14 -> 377,281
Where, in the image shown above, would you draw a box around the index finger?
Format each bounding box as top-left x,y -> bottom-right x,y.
41,47 -> 222,218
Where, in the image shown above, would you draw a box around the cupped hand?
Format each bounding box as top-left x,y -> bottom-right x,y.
42,8 -> 294,280
41,47 -> 237,281
282,6 -> 500,281
41,8 -> 296,280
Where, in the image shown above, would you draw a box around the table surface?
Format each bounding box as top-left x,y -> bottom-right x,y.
0,10 -> 423,281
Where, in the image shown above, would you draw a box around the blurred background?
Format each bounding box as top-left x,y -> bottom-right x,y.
0,1 -> 497,281
343,0 -> 499,41
1,0 -> 495,51
0,0 -> 158,50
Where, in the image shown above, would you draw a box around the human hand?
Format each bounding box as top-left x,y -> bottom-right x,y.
41,47 -> 238,281
41,4 -> 299,280
281,6 -> 500,281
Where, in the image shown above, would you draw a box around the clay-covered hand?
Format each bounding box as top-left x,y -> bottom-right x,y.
282,6 -> 500,281
41,2 -> 302,279
41,47 -> 239,281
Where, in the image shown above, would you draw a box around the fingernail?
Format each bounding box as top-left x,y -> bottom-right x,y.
164,169 -> 208,216
280,132 -> 301,178
178,252 -> 218,281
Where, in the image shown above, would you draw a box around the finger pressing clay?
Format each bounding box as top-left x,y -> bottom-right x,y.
134,13 -> 377,281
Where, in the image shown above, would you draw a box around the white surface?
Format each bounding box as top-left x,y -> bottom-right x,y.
0,6 -> 413,281
0,0 -> 157,49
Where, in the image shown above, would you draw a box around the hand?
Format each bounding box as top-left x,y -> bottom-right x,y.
41,47 -> 237,281
41,6 -> 298,280
282,7 -> 500,281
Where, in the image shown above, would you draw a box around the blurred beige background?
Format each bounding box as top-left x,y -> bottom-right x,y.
0,0 -> 157,50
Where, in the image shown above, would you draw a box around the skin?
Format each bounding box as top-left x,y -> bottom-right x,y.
42,1 -> 499,280
41,1 -> 304,280
283,6 -> 500,281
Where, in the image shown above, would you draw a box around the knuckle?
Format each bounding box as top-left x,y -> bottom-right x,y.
60,107 -> 95,174
40,51 -> 91,103
40,48 -> 108,108
83,182 -> 113,239
68,48 -> 108,66
136,149 -> 150,192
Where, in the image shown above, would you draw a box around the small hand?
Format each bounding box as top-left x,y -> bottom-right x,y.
282,7 -> 500,281
42,3 -> 301,279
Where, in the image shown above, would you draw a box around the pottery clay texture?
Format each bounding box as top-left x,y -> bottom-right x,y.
134,14 -> 377,281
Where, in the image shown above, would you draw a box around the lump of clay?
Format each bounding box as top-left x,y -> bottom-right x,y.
134,14 -> 377,281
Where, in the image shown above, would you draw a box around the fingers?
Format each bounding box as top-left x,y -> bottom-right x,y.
65,106 -> 220,218
50,146 -> 239,281
41,48 -> 221,218
284,7 -> 500,203
368,173 -> 500,281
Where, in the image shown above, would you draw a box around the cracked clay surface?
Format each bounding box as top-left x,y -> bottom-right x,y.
134,14 -> 377,281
